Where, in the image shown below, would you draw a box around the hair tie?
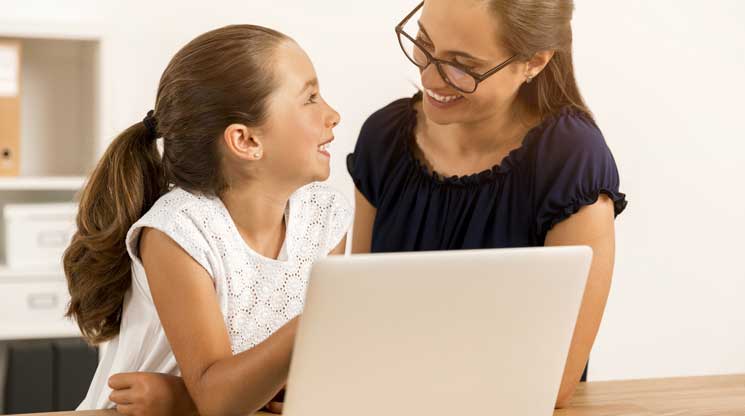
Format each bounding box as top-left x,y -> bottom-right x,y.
142,110 -> 158,139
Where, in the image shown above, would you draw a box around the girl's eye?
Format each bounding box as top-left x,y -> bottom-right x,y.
306,93 -> 319,104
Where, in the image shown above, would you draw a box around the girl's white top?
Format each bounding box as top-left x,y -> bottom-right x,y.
78,183 -> 352,410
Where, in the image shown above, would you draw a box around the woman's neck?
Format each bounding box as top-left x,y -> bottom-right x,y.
422,100 -> 535,157
220,181 -> 292,260
415,99 -> 538,176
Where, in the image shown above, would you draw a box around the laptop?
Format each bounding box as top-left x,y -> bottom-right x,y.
283,246 -> 592,416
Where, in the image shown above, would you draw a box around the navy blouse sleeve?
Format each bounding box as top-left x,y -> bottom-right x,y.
532,111 -> 627,239
346,98 -> 411,208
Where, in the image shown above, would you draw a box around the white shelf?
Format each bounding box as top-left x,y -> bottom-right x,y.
0,23 -> 100,342
0,265 -> 65,282
0,176 -> 86,191
0,19 -> 104,41
0,323 -> 80,341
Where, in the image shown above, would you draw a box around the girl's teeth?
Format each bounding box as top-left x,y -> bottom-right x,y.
426,89 -> 463,103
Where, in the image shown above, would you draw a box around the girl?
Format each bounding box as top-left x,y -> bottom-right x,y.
347,0 -> 627,407
64,24 -> 351,415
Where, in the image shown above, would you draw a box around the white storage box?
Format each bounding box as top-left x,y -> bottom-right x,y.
4,203 -> 78,269
0,280 -> 80,340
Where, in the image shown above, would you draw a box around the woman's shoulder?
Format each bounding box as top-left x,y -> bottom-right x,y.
526,108 -> 627,236
347,93 -> 421,206
529,108 -> 611,160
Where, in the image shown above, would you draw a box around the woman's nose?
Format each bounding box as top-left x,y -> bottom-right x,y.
420,64 -> 448,90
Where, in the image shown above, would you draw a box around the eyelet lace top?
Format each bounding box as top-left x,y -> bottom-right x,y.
78,182 -> 352,410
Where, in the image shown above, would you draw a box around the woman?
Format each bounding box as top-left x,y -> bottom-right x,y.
347,0 -> 627,407
65,25 -> 350,415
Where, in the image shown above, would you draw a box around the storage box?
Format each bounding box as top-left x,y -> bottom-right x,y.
0,40 -> 21,176
3,203 -> 77,269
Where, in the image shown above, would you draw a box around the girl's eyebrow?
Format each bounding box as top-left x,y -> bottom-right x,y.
299,77 -> 319,95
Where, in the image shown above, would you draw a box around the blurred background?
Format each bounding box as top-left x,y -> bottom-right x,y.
0,0 -> 743,413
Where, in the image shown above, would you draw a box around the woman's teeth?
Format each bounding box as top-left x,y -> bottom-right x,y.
319,143 -> 331,152
426,89 -> 463,104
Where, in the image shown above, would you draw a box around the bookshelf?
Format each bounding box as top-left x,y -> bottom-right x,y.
0,20 -> 103,340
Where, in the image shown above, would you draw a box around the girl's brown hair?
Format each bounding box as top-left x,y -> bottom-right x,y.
487,0 -> 591,119
64,25 -> 289,344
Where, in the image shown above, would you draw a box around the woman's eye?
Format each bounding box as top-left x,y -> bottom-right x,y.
416,36 -> 434,51
454,60 -> 476,71
306,93 -> 319,104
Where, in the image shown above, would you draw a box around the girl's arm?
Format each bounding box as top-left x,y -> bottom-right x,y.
137,227 -> 297,416
545,195 -> 616,408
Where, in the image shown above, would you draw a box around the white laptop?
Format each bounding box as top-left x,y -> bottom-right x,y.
284,246 -> 592,416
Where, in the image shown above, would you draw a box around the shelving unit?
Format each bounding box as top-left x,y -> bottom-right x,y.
0,20 -> 103,341
0,176 -> 86,191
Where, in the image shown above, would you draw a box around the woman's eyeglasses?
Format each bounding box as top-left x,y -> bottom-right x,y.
395,1 -> 518,94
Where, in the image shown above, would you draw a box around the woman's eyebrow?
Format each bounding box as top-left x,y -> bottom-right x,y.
417,21 -> 487,62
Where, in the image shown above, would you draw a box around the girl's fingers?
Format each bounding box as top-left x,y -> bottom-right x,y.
108,372 -> 138,390
114,403 -> 136,415
109,388 -> 133,405
266,401 -> 284,414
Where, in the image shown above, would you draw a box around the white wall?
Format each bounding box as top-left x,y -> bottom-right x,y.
3,0 -> 744,382
574,0 -> 745,380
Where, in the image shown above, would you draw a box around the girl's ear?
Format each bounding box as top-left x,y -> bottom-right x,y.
223,123 -> 265,161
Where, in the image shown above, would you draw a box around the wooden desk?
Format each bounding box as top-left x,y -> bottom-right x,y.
11,374 -> 745,416
555,374 -> 745,415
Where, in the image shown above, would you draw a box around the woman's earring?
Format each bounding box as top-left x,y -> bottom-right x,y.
253,151 -> 262,159
525,74 -> 534,84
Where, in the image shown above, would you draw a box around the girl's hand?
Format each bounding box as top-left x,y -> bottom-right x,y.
263,401 -> 284,414
109,372 -> 198,416
262,387 -> 286,414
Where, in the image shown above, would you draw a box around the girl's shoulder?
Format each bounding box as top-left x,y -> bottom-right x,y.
126,187 -> 224,277
140,187 -> 221,227
290,182 -> 353,227
289,183 -> 353,253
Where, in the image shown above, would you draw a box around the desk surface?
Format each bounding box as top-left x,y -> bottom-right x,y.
555,373 -> 745,415
11,374 -> 745,416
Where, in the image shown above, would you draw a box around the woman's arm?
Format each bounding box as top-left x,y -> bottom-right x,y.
139,227 -> 297,416
544,195 -> 616,408
351,189 -> 375,254
330,236 -> 347,255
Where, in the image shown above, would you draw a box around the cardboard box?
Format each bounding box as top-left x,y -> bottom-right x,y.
0,40 -> 21,176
